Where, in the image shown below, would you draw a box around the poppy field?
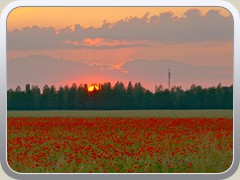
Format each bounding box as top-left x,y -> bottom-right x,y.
7,111 -> 233,173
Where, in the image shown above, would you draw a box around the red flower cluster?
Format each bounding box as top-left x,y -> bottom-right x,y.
7,117 -> 233,173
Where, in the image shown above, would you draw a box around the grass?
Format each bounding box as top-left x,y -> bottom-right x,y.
7,109 -> 233,118
7,116 -> 233,173
7,109 -> 233,173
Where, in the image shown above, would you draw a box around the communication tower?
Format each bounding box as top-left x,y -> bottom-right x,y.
168,68 -> 171,90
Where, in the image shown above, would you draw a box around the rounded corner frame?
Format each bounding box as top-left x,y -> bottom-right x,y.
0,0 -> 239,180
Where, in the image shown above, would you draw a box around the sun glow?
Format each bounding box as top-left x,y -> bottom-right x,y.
88,84 -> 100,92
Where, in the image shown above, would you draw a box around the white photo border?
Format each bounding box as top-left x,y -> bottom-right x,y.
0,0 -> 239,179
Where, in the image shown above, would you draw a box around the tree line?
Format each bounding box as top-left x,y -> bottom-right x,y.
7,82 -> 233,110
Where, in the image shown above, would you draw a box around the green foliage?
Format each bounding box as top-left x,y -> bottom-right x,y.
7,82 -> 233,110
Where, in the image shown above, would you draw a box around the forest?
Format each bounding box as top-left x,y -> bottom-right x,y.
7,82 -> 233,110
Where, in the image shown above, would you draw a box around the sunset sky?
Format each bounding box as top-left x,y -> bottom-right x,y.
7,7 -> 233,91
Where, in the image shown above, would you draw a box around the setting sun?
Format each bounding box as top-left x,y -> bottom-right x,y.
88,84 -> 100,92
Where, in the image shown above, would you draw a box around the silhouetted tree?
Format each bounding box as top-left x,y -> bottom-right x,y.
126,81 -> 134,109
57,86 -> 68,109
7,82 -> 233,110
41,85 -> 51,109
76,84 -> 88,110
113,81 -> 127,109
31,85 -> 41,110
133,82 -> 145,109
68,83 -> 78,109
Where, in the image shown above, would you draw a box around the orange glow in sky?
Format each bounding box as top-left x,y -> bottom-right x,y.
7,7 -> 230,31
7,7 -> 233,90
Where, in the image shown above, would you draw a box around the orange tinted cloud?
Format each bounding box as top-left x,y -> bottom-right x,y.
8,9 -> 233,51
7,55 -> 232,91
7,7 -> 231,31
64,38 -> 146,48
7,40 -> 232,68
83,38 -> 105,46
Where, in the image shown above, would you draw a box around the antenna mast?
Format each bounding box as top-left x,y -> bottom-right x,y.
168,68 -> 171,90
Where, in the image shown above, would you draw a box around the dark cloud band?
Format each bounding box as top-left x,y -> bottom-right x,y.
7,9 -> 233,51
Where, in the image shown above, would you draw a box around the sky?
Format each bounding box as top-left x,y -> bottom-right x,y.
7,7 -> 233,91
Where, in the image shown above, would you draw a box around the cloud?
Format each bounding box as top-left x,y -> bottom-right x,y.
7,55 -> 110,88
63,38 -> 147,49
119,59 -> 232,87
8,9 -> 233,50
8,55 -> 232,91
